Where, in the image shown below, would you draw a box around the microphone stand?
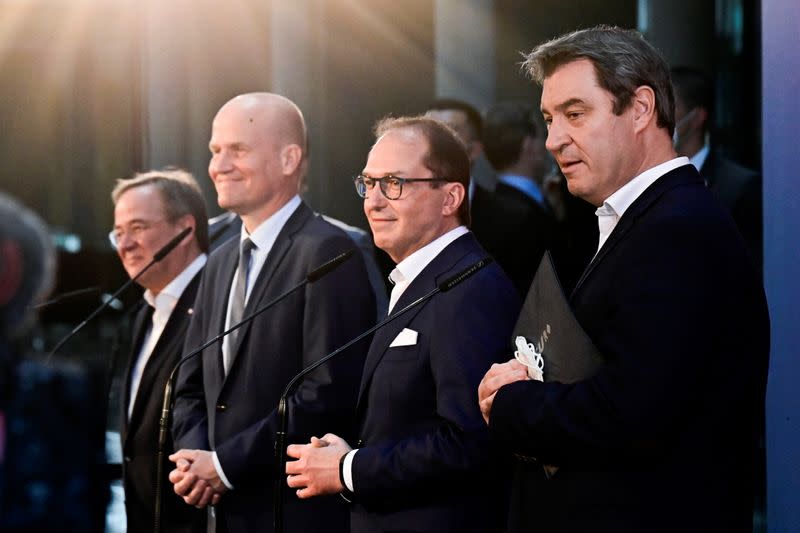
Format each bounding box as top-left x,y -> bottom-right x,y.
154,249 -> 354,533
45,226 -> 192,364
32,286 -> 100,310
273,256 -> 493,533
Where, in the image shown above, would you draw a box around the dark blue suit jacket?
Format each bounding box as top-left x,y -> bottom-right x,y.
490,164 -> 769,533
172,202 -> 375,533
350,232 -> 520,533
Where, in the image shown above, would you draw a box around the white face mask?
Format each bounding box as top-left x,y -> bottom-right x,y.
672,108 -> 697,147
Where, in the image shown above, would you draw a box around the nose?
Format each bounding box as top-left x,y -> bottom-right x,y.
117,231 -> 137,254
545,117 -> 570,155
363,184 -> 387,213
209,151 -> 233,177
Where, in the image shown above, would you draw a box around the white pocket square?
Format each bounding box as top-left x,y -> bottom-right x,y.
389,328 -> 418,347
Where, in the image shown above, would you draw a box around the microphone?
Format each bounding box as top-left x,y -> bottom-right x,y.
45,226 -> 192,363
32,286 -> 100,310
273,256 -> 493,533
153,249 -> 354,533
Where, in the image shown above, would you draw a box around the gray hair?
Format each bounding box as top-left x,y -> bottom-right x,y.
111,168 -> 209,253
522,25 -> 675,135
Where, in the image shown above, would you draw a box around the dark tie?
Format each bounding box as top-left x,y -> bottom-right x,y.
224,238 -> 255,374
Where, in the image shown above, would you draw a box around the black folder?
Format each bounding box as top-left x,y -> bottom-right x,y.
514,251 -> 603,383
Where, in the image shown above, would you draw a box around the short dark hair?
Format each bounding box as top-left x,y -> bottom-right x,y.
483,101 -> 540,171
374,115 -> 471,227
670,66 -> 713,127
523,25 -> 675,135
426,98 -> 483,142
111,168 -> 210,253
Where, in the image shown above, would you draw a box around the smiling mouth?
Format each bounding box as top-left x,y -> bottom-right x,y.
559,160 -> 583,173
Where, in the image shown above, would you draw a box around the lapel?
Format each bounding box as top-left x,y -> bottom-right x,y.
356,233 -> 479,408
125,272 -> 202,442
571,165 -> 703,297
121,301 -> 150,440
222,202 -> 314,378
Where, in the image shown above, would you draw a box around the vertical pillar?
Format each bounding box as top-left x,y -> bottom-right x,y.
434,0 -> 495,109
763,1 -> 800,531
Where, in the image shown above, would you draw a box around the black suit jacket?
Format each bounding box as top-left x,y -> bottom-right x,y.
471,182 -> 556,296
490,165 -> 769,533
172,202 -> 375,533
700,149 -> 762,269
120,271 -> 205,533
349,233 -> 521,533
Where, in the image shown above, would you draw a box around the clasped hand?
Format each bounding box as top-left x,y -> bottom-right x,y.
168,449 -> 227,508
285,434 -> 351,498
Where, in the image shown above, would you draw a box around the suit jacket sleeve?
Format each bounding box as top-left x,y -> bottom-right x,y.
171,272 -> 212,451
351,266 -> 519,499
213,233 -> 375,484
489,211 -> 762,466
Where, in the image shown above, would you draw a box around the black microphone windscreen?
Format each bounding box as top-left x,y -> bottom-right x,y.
437,257 -> 493,292
306,249 -> 355,282
153,226 -> 192,262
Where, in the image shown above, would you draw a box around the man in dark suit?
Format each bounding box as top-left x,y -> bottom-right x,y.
169,93 -> 375,533
479,27 -> 769,533
285,116 -> 520,533
111,169 -> 208,532
671,66 -> 762,269
473,101 -> 557,295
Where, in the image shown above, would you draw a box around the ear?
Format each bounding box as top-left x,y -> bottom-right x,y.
175,213 -> 196,238
632,85 -> 657,133
280,144 -> 304,176
441,182 -> 466,217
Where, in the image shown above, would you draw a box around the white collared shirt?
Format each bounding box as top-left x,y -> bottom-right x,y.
387,225 -> 469,314
342,225 -> 469,493
215,194 -> 301,490
128,253 -> 207,419
221,194 -> 302,370
594,157 -> 690,253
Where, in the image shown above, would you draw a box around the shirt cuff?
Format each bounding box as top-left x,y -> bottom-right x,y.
212,451 -> 234,490
342,449 -> 358,492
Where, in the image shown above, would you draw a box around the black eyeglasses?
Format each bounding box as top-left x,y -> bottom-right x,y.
353,174 -> 449,200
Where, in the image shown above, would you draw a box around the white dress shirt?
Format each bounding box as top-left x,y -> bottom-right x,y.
214,194 -> 302,490
343,225 -> 469,492
594,157 -> 690,254
127,253 -> 207,420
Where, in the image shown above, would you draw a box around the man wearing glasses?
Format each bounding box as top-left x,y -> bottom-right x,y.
285,116 -> 520,533
111,169 -> 207,533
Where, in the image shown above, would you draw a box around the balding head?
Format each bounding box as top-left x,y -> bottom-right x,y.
215,92 -> 307,154
209,92 -> 307,231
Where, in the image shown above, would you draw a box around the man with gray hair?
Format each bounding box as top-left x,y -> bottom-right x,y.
112,169 -> 207,533
479,26 -> 768,533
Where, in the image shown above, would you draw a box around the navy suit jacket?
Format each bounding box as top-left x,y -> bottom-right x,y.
489,164 -> 769,533
349,233 -> 520,533
471,182 -> 556,296
120,272 -> 204,533
172,202 -> 375,533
